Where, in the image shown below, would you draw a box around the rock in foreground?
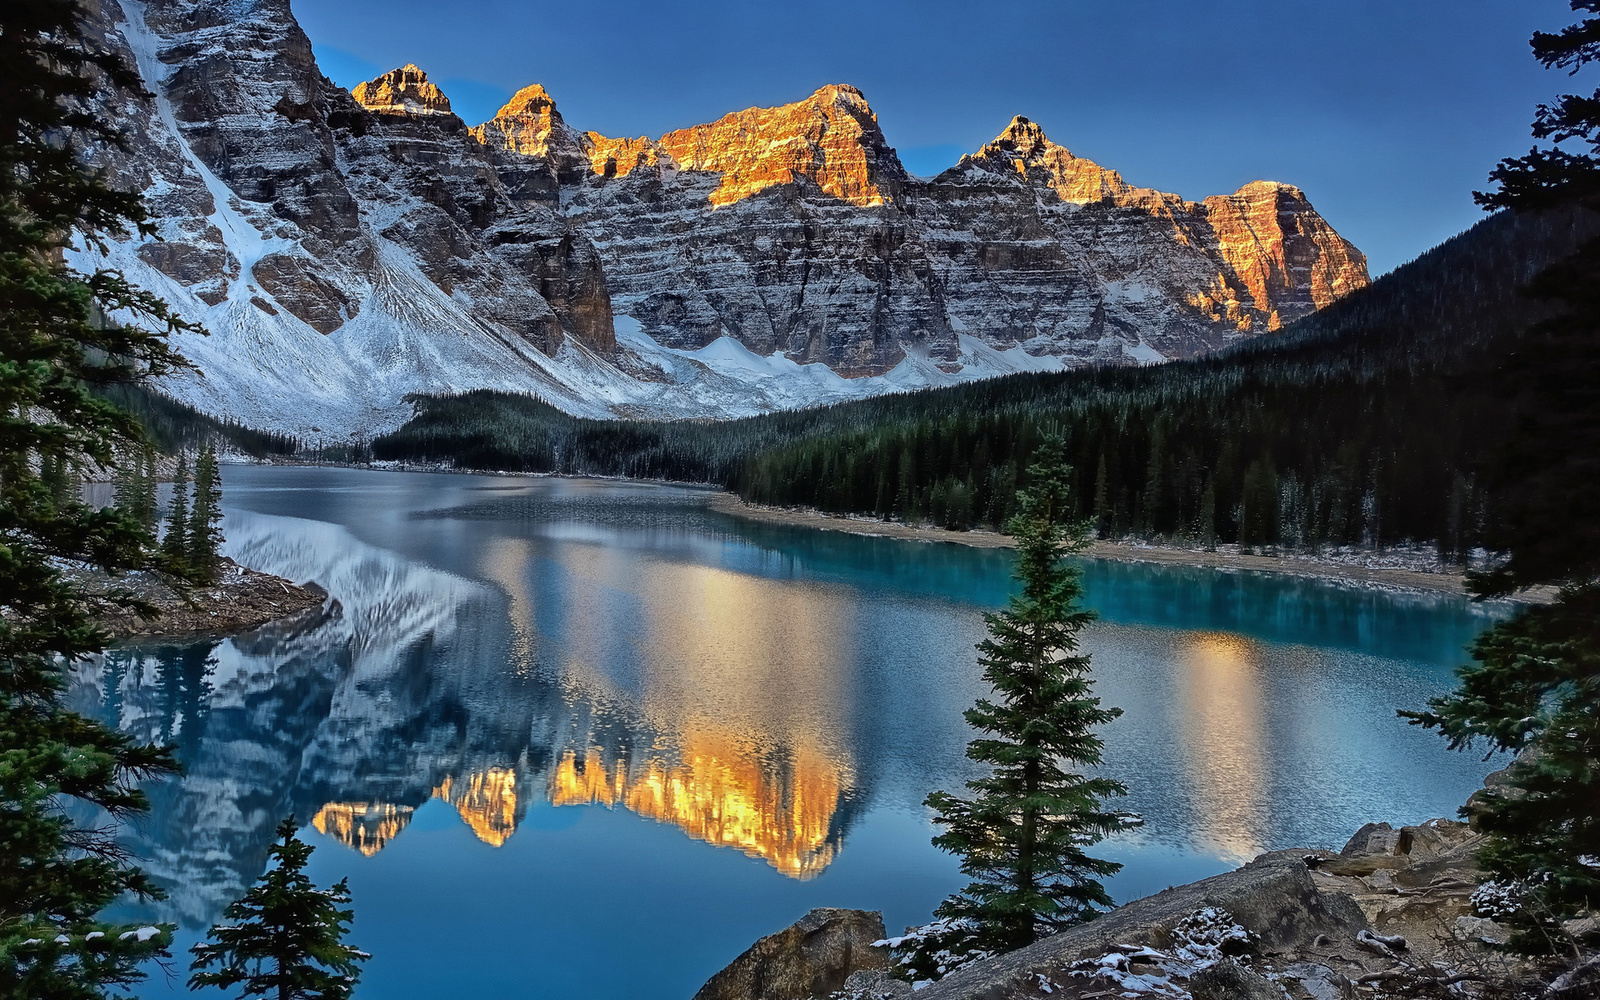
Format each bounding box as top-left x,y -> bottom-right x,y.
692,908 -> 892,1000
834,818 -> 1562,999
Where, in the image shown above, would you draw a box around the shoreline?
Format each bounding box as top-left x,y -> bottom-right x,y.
68,558 -> 328,641
708,493 -> 1555,603
226,463 -> 1552,603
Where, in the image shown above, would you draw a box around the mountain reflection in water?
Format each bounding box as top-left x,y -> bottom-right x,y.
67,468 -> 1511,1000
74,501 -> 861,931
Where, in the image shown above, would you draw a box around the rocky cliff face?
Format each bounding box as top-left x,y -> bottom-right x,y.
526,90 -> 1369,373
77,0 -> 1368,435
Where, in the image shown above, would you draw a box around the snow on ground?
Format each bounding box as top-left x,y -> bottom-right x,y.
73,211 -> 1083,439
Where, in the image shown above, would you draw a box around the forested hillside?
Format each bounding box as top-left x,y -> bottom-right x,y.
371,207 -> 1593,552
100,384 -> 299,459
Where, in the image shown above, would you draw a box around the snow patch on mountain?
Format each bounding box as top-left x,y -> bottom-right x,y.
73,0 -> 1363,440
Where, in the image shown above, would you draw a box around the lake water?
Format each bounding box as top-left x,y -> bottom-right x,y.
69,466 -> 1507,1000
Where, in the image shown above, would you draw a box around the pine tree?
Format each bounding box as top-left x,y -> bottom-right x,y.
137,445 -> 159,531
1404,590 -> 1599,953
1402,0 -> 1600,960
112,447 -> 138,516
41,452 -> 78,508
1,0 -> 201,995
1092,453 -> 1110,539
919,437 -> 1138,965
187,444 -> 222,583
162,452 -> 191,567
189,817 -> 368,1000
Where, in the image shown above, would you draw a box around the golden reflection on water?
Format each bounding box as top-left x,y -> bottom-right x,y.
548,740 -> 843,879
479,538 -> 537,675
547,545 -> 857,878
311,802 -> 415,856
317,539 -> 859,876
1176,632 -> 1267,861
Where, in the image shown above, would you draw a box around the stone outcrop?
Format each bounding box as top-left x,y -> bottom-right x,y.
1204,180 -> 1371,328
691,908 -> 892,1000
960,116 -> 1164,207
342,64 -> 614,354
81,0 -> 1369,433
469,84 -> 596,203
651,84 -> 905,208
67,557 -> 327,640
877,817 -> 1509,1000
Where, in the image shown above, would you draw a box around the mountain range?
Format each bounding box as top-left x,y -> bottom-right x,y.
77,0 -> 1368,438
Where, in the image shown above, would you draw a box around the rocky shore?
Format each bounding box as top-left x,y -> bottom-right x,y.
65,557 -> 326,640
697,816 -> 1591,1000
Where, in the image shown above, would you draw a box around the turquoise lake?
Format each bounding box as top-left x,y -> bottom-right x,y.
70,466 -> 1508,1000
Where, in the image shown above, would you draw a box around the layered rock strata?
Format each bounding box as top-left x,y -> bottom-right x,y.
485,89 -> 1368,373
80,0 -> 1368,434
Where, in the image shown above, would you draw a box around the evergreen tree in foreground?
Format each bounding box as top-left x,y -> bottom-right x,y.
163,452 -> 192,567
187,444 -> 222,582
1,0 -> 202,996
1405,590 -> 1599,954
190,817 -> 368,1000
1404,0 -> 1600,959
912,438 -> 1137,975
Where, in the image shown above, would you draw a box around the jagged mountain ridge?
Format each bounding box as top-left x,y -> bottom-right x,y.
472,74 -> 1368,373
75,0 -> 1367,436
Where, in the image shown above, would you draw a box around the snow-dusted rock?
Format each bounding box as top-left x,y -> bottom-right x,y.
78,0 -> 1368,436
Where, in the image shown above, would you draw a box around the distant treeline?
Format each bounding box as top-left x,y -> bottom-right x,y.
368,209 -> 1594,554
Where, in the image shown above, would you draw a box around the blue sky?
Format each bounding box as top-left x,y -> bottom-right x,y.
297,0 -> 1573,276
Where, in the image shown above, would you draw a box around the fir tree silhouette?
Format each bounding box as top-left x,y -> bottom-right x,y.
190,817 -> 368,1000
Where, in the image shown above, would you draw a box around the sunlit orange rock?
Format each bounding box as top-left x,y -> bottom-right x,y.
433,769 -> 520,847
651,84 -> 902,208
311,801 -> 415,856
957,117 -> 1370,335
582,133 -> 670,179
1202,180 -> 1370,329
473,82 -> 899,207
351,64 -> 454,117
964,115 -> 1165,208
469,84 -> 591,181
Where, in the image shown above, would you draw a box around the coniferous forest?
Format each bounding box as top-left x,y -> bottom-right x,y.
372,206 -> 1594,554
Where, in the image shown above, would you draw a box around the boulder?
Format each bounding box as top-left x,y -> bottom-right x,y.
1190,959 -> 1278,1000
1281,962 -> 1355,1000
1340,821 -> 1406,857
691,908 -> 891,1000
913,850 -> 1370,999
